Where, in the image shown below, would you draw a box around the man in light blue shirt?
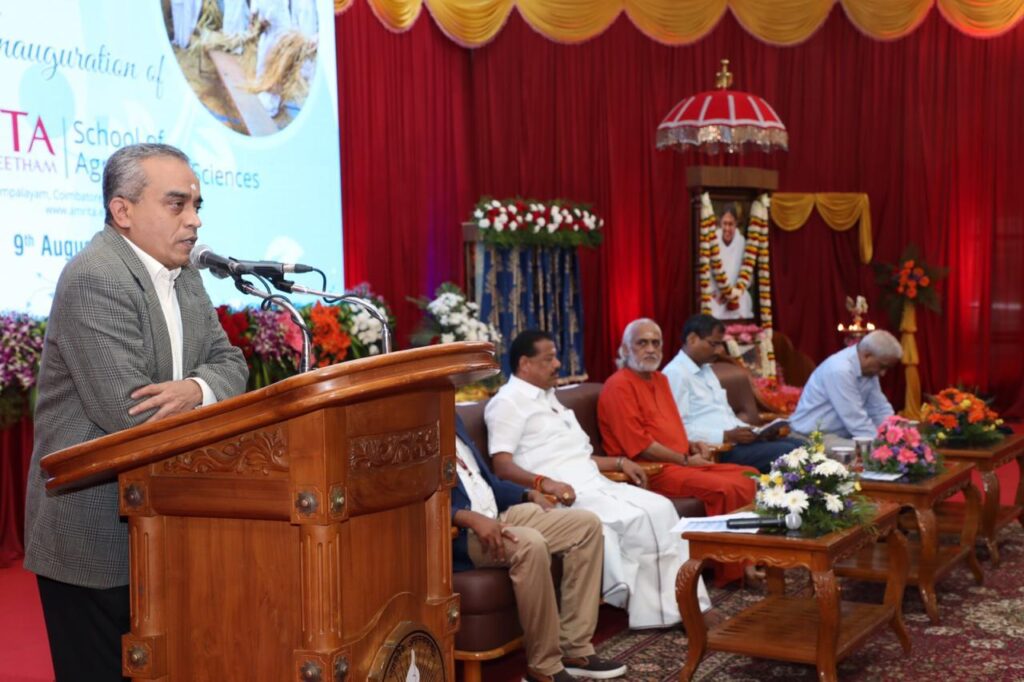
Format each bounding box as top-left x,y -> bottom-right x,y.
788,330 -> 902,446
663,314 -> 805,473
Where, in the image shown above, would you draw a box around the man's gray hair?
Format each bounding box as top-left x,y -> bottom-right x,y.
859,330 -> 903,361
103,143 -> 191,224
616,318 -> 660,369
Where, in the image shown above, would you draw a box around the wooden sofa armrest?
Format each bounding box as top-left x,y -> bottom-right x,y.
706,443 -> 733,462
601,462 -> 664,484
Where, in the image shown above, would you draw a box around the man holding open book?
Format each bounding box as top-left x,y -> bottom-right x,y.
662,314 -> 804,474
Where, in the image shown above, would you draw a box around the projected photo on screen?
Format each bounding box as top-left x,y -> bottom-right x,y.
0,0 -> 343,316
160,0 -> 319,136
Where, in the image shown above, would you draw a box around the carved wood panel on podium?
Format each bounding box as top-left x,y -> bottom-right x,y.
41,343 -> 498,682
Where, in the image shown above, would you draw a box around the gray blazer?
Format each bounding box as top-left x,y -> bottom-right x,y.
23,226 -> 248,588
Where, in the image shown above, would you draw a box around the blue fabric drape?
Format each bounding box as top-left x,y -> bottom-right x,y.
479,244 -> 586,379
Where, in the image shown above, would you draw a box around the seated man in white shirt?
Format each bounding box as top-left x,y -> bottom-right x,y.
788,330 -> 902,448
485,330 -> 712,631
452,415 -> 625,682
662,314 -> 805,473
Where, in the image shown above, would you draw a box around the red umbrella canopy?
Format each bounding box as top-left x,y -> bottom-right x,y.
657,60 -> 788,155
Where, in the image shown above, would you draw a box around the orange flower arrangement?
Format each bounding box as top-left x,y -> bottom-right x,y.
308,302 -> 352,367
921,388 -> 1005,447
873,244 -> 946,327
895,261 -> 931,300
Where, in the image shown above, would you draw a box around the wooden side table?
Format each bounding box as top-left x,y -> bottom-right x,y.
676,503 -> 909,682
938,433 -> 1024,566
835,460 -> 983,623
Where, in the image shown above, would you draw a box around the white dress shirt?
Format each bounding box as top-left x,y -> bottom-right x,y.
789,345 -> 894,439
123,237 -> 215,405
662,350 -> 746,445
454,438 -> 499,519
485,375 -> 607,492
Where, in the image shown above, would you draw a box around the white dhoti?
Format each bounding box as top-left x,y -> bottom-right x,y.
573,482 -> 711,628
484,376 -> 713,630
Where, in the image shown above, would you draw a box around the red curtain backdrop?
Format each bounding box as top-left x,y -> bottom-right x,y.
335,3 -> 1024,413
0,418 -> 33,566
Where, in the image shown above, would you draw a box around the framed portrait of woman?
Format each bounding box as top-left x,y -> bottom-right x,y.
686,166 -> 778,326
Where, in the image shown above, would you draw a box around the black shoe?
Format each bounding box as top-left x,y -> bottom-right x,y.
562,655 -> 627,679
523,668 -> 579,682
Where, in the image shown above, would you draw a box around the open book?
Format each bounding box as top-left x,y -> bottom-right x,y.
751,418 -> 788,441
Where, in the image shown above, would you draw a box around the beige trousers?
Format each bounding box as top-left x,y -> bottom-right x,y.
467,503 -> 603,676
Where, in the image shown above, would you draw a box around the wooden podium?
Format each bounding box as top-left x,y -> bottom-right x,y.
40,343 -> 498,681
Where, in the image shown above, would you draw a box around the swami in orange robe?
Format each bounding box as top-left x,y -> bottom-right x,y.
598,367 -> 758,586
598,367 -> 757,516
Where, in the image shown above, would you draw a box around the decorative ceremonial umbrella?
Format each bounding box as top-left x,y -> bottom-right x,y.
656,60 -> 788,154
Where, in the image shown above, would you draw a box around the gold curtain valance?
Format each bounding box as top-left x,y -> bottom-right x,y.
770,192 -> 873,264
337,0 -> 1024,47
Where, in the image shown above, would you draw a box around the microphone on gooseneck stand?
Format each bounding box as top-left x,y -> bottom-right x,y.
189,243 -> 315,278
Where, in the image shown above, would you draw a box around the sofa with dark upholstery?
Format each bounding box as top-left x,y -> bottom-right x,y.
451,381 -> 707,680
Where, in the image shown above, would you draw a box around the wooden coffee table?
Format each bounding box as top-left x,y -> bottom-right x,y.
835,460 -> 983,623
938,432 -> 1024,566
676,503 -> 908,682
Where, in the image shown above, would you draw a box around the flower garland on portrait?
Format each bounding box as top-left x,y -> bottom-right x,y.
469,197 -> 604,248
920,388 -> 1005,448
698,192 -> 773,330
698,195 -> 776,377
0,312 -> 46,426
751,432 -> 872,537
865,416 -> 942,480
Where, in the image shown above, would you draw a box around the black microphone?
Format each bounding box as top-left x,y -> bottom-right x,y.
189,243 -> 314,278
726,513 -> 803,531
726,517 -> 786,530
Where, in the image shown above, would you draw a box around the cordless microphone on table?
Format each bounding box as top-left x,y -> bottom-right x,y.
726,513 -> 803,531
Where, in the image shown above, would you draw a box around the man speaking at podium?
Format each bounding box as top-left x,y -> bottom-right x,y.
23,143 -> 249,680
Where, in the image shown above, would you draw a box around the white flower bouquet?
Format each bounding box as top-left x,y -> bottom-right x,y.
411,283 -> 502,401
753,434 -> 872,536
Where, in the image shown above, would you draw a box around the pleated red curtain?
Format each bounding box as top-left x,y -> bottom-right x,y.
0,417 -> 34,566
335,3 -> 1024,413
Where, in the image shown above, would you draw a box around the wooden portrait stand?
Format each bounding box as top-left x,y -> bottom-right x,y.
40,343 -> 498,681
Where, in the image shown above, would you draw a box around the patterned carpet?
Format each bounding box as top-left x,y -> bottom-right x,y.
594,523 -> 1024,681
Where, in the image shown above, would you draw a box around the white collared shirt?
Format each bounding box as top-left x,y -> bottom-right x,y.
454,438 -> 499,519
662,351 -> 746,445
122,236 -> 214,405
484,375 -> 606,491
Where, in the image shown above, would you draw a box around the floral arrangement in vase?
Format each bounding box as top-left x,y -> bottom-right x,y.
0,312 -> 46,426
217,284 -> 393,391
722,322 -> 776,378
411,283 -> 502,401
865,416 -> 942,480
469,197 -> 603,248
872,244 -> 947,326
411,282 -> 501,347
752,433 -> 871,536
921,388 -> 1005,447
